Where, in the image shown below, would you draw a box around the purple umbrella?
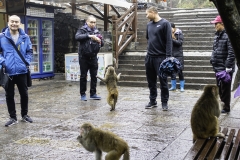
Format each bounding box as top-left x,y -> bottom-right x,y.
234,85 -> 240,98
215,71 -> 231,83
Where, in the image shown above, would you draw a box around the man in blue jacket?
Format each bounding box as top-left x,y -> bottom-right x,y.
0,15 -> 33,126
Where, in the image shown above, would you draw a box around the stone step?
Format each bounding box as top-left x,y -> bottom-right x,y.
119,75 -> 215,84
136,30 -> 215,37
117,81 -> 213,90
171,18 -> 216,22
183,41 -> 214,46
119,54 -> 211,60
137,30 -> 214,34
134,45 -> 213,51
118,64 -> 212,71
136,38 -> 213,46
174,20 -> 214,25
183,45 -> 213,50
184,37 -> 214,41
136,38 -> 213,44
118,58 -> 211,65
117,69 -> 215,77
183,33 -> 214,37
172,11 -> 218,17
136,24 -> 215,30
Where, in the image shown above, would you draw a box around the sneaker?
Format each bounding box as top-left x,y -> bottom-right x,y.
90,94 -> 101,100
145,101 -> 157,109
221,109 -> 230,114
5,118 -> 18,127
81,94 -> 87,101
162,102 -> 168,111
22,115 -> 33,123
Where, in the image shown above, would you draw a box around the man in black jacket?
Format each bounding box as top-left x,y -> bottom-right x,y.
145,6 -> 172,110
75,15 -> 104,101
210,15 -> 235,113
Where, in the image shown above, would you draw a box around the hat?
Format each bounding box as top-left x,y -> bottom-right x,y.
210,15 -> 222,24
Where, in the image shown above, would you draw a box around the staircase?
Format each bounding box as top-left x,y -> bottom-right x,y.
135,8 -> 218,51
117,8 -> 219,90
117,52 -> 216,90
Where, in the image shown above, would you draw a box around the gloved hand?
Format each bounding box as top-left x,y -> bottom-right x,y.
226,68 -> 232,73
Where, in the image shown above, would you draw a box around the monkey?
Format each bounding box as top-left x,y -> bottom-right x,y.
190,84 -> 225,143
97,66 -> 121,111
77,123 -> 130,160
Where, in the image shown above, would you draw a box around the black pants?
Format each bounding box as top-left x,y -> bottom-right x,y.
5,74 -> 28,120
145,55 -> 169,103
216,72 -> 232,110
79,56 -> 98,96
170,70 -> 184,80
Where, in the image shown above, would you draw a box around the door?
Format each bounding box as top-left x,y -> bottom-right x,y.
41,19 -> 53,73
27,18 -> 40,73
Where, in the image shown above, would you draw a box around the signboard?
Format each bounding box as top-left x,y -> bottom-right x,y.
65,53 -> 105,82
0,0 -> 6,13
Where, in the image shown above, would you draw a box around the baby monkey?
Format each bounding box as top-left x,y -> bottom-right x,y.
97,66 -> 121,111
77,123 -> 130,160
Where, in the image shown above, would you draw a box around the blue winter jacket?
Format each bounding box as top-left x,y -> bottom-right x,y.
0,28 -> 33,76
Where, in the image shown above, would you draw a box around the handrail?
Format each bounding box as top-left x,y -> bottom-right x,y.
112,0 -> 137,68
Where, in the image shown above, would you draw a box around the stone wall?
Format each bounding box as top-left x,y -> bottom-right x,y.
54,11 -> 84,73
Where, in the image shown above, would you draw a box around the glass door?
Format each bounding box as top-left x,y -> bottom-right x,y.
27,19 -> 39,73
41,19 -> 53,72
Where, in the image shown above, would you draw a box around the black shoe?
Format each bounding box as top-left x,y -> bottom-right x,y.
5,118 -> 18,127
90,94 -> 101,100
221,109 -> 230,114
162,102 -> 168,111
145,101 -> 157,109
22,115 -> 33,123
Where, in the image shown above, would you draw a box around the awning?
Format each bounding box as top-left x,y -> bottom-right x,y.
29,0 -> 133,8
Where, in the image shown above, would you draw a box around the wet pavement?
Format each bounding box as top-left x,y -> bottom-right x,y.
0,74 -> 239,160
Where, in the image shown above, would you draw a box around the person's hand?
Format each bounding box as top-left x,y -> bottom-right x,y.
89,35 -> 101,43
2,63 -> 6,73
172,33 -> 176,39
226,68 -> 232,73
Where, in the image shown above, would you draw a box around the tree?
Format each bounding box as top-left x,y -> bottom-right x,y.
210,0 -> 240,66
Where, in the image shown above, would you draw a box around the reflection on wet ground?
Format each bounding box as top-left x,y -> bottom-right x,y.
0,76 -> 239,160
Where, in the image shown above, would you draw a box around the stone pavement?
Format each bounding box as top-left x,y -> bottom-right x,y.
0,74 -> 239,160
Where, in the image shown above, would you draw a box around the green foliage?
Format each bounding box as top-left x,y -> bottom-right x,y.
176,0 -> 214,8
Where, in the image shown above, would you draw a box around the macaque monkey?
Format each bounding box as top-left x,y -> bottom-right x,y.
77,123 -> 130,160
97,66 -> 121,111
191,84 -> 225,142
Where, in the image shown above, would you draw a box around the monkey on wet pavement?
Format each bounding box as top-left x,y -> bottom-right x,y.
190,84 -> 225,143
77,123 -> 130,160
97,66 -> 121,111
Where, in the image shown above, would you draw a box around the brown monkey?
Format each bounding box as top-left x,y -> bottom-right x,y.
191,84 -> 225,142
77,123 -> 130,160
97,66 -> 121,111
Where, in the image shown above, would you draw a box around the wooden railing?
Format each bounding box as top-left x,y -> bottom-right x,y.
112,0 -> 137,68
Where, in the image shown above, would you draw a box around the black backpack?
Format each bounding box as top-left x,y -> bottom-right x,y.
80,28 -> 101,57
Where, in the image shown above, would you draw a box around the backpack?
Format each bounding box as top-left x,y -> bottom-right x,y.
80,28 -> 101,57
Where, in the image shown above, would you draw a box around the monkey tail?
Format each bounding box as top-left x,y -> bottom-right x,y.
123,147 -> 130,160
